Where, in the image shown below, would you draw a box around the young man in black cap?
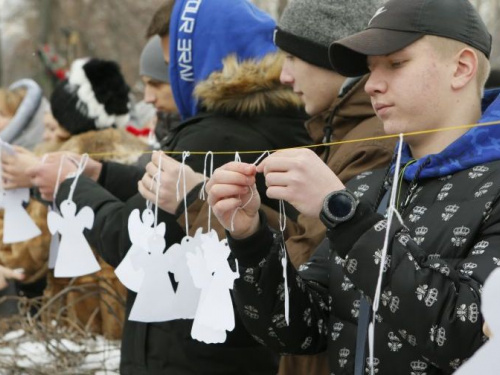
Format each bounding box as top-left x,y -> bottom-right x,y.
207,0 -> 500,373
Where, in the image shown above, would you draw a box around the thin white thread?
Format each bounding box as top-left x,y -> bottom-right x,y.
229,151 -> 270,232
279,199 -> 290,325
253,151 -> 270,166
175,152 -> 190,233
199,151 -> 214,231
153,154 -> 163,230
200,151 -> 214,200
68,154 -> 89,202
368,134 -> 405,374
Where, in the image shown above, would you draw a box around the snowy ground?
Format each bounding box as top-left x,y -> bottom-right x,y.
0,330 -> 120,374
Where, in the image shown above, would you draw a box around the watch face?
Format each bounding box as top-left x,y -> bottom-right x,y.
328,192 -> 354,218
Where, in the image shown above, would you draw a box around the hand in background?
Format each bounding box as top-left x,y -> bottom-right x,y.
28,152 -> 78,201
2,146 -> 40,189
0,265 -> 24,290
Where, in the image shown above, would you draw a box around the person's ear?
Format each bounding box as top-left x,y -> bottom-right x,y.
451,48 -> 478,91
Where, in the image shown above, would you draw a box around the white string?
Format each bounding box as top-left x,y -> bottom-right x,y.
199,151 -> 214,231
68,154 -> 89,202
199,151 -> 214,200
279,199 -> 290,325
229,151 -> 271,232
175,151 -> 191,233
153,154 -> 163,230
253,151 -> 270,166
368,134 -> 405,374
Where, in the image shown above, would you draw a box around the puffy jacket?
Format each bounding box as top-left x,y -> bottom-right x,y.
228,91 -> 500,374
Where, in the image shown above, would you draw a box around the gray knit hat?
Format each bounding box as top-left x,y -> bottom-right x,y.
275,0 -> 384,70
140,35 -> 170,83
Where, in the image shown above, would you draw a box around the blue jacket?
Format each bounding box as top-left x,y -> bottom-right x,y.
398,89 -> 500,179
169,0 -> 277,119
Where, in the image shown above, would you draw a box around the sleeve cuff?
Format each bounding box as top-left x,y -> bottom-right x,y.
97,161 -> 109,186
326,200 -> 384,257
226,211 -> 277,267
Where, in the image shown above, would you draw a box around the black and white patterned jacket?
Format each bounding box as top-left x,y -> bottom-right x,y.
228,160 -> 500,375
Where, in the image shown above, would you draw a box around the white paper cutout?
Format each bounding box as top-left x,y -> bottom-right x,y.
48,199 -> 100,277
115,208 -> 165,292
128,234 -> 179,322
454,267 -> 500,374
165,228 -> 204,319
188,230 -> 239,344
0,188 -> 41,244
48,207 -> 60,269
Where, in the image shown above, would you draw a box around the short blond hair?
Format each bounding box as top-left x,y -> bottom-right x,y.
425,35 -> 490,96
0,87 -> 26,117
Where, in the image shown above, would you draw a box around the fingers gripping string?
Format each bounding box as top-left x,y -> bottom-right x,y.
229,151 -> 270,232
279,199 -> 290,326
368,134 -> 406,374
199,151 -> 214,231
68,154 -> 89,202
175,151 -> 191,233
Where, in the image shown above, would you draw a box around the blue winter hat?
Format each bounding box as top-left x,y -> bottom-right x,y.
169,0 -> 277,120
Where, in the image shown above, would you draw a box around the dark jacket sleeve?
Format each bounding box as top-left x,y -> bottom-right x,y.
326,197 -> 500,371
228,212 -> 331,355
98,162 -> 145,201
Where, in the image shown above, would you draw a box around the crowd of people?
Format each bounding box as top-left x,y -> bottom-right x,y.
0,0 -> 499,374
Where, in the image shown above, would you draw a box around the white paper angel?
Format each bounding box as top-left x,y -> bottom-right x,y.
188,231 -> 239,344
163,228 -> 204,320
48,199 -> 100,277
129,234 -> 180,322
454,267 -> 500,374
0,188 -> 41,244
115,208 -> 165,292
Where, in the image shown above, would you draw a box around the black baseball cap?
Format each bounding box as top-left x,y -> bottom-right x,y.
329,0 -> 492,77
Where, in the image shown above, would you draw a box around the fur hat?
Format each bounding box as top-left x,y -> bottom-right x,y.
50,58 -> 131,135
274,0 -> 383,70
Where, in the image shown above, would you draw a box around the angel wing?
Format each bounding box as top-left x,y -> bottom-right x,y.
127,209 -> 143,245
155,222 -> 166,238
47,210 -> 64,235
76,206 -> 95,229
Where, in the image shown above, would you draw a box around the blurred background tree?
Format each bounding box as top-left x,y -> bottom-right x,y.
1,0 -> 499,98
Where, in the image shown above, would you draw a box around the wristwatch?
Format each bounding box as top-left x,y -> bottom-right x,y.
319,189 -> 358,227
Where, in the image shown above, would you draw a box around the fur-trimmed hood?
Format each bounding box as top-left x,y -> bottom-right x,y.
194,53 -> 303,116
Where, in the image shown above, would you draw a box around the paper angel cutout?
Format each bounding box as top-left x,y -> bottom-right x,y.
48,206 -> 60,269
129,234 -> 180,322
48,199 -> 100,277
455,267 -> 500,374
115,208 -> 165,292
187,230 -> 239,344
0,188 -> 41,244
163,228 -> 204,320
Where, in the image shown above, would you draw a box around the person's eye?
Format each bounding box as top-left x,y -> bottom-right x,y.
390,60 -> 406,69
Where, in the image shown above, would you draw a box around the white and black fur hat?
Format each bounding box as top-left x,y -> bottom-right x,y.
50,58 -> 131,135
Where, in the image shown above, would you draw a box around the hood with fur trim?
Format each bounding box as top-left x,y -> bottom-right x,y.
194,53 -> 303,117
